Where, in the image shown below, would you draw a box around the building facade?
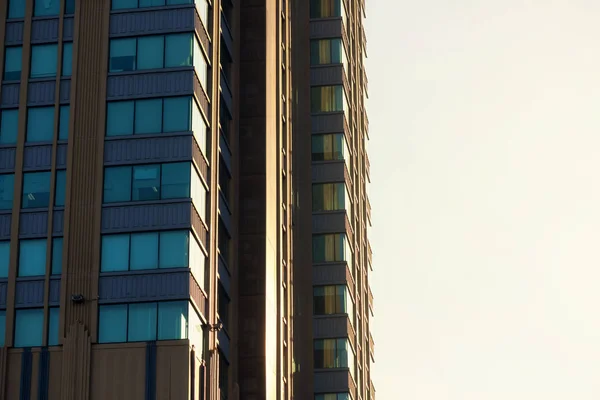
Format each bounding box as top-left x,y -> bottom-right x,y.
0,0 -> 373,399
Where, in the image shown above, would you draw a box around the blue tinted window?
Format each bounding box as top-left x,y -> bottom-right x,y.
22,171 -> 51,208
62,42 -> 73,77
159,231 -> 188,268
103,166 -> 132,203
0,242 -> 9,278
0,109 -> 19,145
138,36 -> 164,70
101,234 -> 129,272
4,47 -> 22,81
19,239 -> 47,277
130,232 -> 158,270
132,164 -> 160,201
163,97 -> 191,132
34,0 -> 60,16
55,169 -> 66,207
106,101 -> 134,136
58,105 -> 70,140
134,99 -> 162,134
167,0 -> 192,5
128,302 -> 157,341
8,0 -> 26,18
0,174 -> 14,210
48,307 -> 59,345
140,0 -> 165,6
99,305 -> 127,343
30,44 -> 58,78
158,301 -> 188,340
14,308 -> 44,347
51,238 -> 63,275
161,162 -> 190,199
165,34 -> 193,68
109,38 -> 136,72
27,107 -> 54,143
0,311 -> 5,347
65,0 -> 75,13
111,0 -> 137,10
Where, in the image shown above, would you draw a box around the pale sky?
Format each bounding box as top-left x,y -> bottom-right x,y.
365,1 -> 600,399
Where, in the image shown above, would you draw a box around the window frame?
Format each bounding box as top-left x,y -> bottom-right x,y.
98,300 -> 190,343
3,46 -> 23,81
30,44 -> 58,79
100,230 -> 192,272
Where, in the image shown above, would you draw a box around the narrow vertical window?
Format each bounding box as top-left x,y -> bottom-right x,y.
4,47 -> 22,80
58,105 -> 70,140
48,307 -> 60,345
62,42 -> 73,77
0,109 -> 19,145
22,171 -> 51,208
98,304 -> 127,343
0,241 -> 9,278
0,174 -> 15,210
26,107 -> 55,143
51,237 -> 63,275
55,169 -> 66,207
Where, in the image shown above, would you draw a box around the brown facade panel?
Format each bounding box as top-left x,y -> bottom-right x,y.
30,18 -> 60,43
314,369 -> 356,394
90,345 -> 146,400
192,74 -> 211,122
155,343 -> 190,400
5,351 -> 22,399
48,350 -> 64,400
1,84 -> 20,107
0,148 -> 16,172
27,80 -> 56,106
189,273 -> 208,319
191,135 -> 209,185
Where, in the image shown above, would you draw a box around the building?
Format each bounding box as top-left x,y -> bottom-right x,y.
0,0 -> 373,399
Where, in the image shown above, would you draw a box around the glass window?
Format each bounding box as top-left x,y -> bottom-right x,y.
19,239 -> 47,277
4,47 -> 22,80
311,86 -> 344,113
314,285 -> 352,316
130,232 -> 158,270
312,134 -> 346,161
315,394 -> 350,400
167,0 -> 192,4
0,109 -> 19,145
310,0 -> 341,18
22,171 -> 51,208
48,307 -> 59,345
8,0 -> 26,18
34,0 -> 60,16
218,284 -> 230,329
109,38 -> 136,72
161,162 -> 190,199
0,241 -> 9,278
51,237 -> 63,275
62,42 -> 73,77
159,231 -> 188,268
14,308 -> 44,347
58,105 -> 70,140
128,302 -> 157,341
106,101 -> 134,136
165,34 -> 193,68
30,44 -> 58,78
138,36 -> 164,70
111,0 -> 137,9
310,38 -> 343,65
55,169 -> 66,207
312,183 -> 346,212
163,97 -> 191,132
139,0 -> 165,6
27,107 -> 54,143
158,301 -> 188,340
103,166 -> 132,203
98,304 -> 127,343
132,164 -> 160,201
101,234 -> 129,272
65,0 -> 75,14
0,174 -> 15,210
134,99 -> 162,134
312,233 -> 349,263
0,311 -> 5,347
314,338 -> 351,369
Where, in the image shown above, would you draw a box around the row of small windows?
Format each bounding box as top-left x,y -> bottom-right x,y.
0,170 -> 66,211
0,308 -> 59,348
314,338 -> 354,379
0,237 -> 63,278
7,0 -> 75,19
313,285 -> 354,319
98,300 -> 201,343
0,106 -> 70,145
3,43 -> 72,81
312,233 -> 352,265
109,34 -> 207,85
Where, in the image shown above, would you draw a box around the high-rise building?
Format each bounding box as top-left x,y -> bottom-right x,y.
0,0 -> 373,399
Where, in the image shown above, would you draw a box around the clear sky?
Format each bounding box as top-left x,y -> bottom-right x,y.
365,1 -> 600,398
